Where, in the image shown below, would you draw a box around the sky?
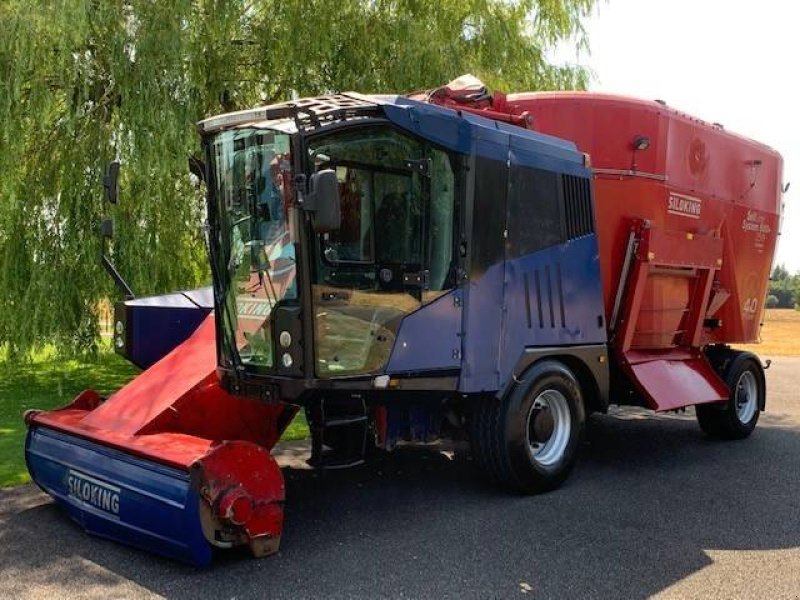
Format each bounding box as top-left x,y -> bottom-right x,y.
554,0 -> 799,271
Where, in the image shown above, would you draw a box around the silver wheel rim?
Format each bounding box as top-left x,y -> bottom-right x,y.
526,389 -> 572,467
735,370 -> 758,424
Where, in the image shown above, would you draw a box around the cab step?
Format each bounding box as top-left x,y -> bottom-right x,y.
308,395 -> 369,470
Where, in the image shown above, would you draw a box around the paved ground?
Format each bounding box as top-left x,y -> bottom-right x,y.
2,358 -> 800,599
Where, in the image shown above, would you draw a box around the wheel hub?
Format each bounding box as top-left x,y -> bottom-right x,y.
734,370 -> 758,424
530,407 -> 555,442
526,389 -> 572,467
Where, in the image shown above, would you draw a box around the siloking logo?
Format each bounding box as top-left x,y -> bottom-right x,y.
67,470 -> 121,516
667,192 -> 702,219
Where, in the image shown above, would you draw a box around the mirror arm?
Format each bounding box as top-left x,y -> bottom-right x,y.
101,253 -> 135,299
100,217 -> 135,299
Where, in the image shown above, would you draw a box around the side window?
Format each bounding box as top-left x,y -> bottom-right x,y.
508,166 -> 562,257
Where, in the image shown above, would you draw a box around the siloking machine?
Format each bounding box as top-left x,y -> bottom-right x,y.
25,76 -> 784,566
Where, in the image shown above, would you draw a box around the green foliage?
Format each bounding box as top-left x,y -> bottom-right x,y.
768,264 -> 800,309
0,0 -> 596,354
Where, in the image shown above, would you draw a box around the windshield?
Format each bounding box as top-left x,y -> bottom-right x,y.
210,127 -> 297,370
308,125 -> 456,377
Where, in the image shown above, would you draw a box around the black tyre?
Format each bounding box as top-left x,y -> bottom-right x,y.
696,351 -> 764,440
470,360 -> 585,494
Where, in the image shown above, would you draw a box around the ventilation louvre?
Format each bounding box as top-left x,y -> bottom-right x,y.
562,174 -> 594,239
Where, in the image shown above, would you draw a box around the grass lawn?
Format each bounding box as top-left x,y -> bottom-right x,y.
0,347 -> 308,488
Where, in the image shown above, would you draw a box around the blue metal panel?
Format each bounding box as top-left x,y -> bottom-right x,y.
119,289 -> 213,369
379,96 -> 585,166
380,101 -> 473,154
459,261 -> 506,393
127,306 -> 210,369
385,289 -> 463,374
459,236 -> 606,394
25,427 -> 212,566
509,135 -> 590,178
498,235 -> 607,386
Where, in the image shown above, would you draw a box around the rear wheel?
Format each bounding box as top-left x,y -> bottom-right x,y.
696,351 -> 764,439
471,360 -> 585,493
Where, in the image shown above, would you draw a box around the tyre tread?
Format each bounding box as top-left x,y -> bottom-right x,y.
470,361 -> 584,493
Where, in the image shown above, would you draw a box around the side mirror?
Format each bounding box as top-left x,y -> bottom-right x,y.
306,169 -> 341,232
104,160 -> 120,204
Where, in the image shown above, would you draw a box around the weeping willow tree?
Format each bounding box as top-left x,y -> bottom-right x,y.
0,0 -> 596,355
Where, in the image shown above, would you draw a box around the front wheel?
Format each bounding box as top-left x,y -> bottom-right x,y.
470,360 -> 585,494
696,351 -> 764,439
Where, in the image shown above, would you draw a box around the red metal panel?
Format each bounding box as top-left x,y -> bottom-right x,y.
516,94 -> 782,346
642,228 -> 723,270
617,256 -> 651,354
81,317 -> 219,435
686,269 -> 717,348
621,351 -> 728,411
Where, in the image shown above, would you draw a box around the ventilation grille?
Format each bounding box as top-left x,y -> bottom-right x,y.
562,174 -> 594,239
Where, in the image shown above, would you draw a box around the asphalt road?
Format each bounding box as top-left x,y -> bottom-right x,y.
2,358 -> 800,599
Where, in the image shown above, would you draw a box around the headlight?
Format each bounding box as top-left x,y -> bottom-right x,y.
114,320 -> 124,349
279,331 -> 292,348
281,353 -> 293,368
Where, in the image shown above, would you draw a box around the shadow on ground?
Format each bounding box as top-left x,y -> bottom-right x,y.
2,404 -> 799,599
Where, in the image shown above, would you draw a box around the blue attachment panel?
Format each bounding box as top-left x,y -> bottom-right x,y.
118,287 -> 213,369
385,289 -> 463,374
459,235 -> 607,394
25,426 -> 212,566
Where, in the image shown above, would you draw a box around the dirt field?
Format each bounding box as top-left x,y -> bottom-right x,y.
737,308 -> 800,357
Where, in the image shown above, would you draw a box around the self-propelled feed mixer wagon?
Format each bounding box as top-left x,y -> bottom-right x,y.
25,76 -> 784,566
